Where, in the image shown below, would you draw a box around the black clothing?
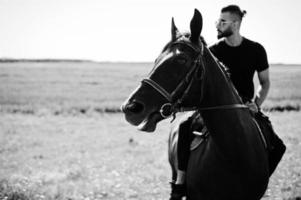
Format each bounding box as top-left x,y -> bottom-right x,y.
177,116 -> 195,171
169,182 -> 187,200
209,38 -> 269,102
254,111 -> 286,176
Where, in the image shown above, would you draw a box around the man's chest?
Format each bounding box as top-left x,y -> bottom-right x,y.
218,49 -> 257,73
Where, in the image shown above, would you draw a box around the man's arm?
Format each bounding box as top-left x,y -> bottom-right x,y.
254,68 -> 270,107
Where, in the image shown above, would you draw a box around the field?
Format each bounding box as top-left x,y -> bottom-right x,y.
0,62 -> 301,200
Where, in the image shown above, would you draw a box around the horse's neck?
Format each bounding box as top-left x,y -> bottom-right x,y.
200,49 -> 254,131
201,50 -> 241,107
200,50 -> 255,155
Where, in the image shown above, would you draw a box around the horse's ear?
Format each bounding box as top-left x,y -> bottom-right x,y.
190,9 -> 203,44
171,17 -> 180,41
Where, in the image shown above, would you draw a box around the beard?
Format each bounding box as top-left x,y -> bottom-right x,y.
217,28 -> 233,39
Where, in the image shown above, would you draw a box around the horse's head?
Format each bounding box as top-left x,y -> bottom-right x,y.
121,9 -> 206,132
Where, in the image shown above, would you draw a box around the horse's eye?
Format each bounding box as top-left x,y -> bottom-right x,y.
176,57 -> 187,65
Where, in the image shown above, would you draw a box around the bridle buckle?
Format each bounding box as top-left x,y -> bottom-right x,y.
160,103 -> 173,118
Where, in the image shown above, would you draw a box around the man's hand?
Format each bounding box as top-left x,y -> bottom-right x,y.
246,102 -> 259,114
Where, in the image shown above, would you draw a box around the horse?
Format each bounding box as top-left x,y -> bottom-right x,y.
121,9 -> 270,199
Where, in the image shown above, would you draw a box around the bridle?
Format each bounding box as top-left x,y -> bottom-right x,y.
142,40 -> 248,119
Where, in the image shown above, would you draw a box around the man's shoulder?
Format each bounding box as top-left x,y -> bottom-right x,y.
243,37 -> 269,70
209,39 -> 226,49
243,37 -> 265,50
209,39 -> 227,55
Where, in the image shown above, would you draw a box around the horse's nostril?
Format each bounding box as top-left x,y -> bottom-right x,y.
125,101 -> 144,114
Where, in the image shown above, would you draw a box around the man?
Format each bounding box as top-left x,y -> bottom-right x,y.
169,5 -> 286,200
210,5 -> 269,108
210,5 -> 286,176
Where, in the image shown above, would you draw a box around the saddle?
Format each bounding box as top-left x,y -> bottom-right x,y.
190,126 -> 209,151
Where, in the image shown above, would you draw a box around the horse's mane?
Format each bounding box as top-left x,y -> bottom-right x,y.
215,59 -> 244,103
216,60 -> 231,79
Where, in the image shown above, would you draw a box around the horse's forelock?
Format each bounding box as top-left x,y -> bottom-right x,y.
161,31 -> 207,56
181,32 -> 207,46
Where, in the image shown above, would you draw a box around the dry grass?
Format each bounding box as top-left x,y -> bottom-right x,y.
0,62 -> 150,112
0,113 -> 171,200
0,62 -> 301,199
259,65 -> 301,111
0,112 -> 300,200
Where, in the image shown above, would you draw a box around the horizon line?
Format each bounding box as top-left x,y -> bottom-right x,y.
0,58 -> 300,66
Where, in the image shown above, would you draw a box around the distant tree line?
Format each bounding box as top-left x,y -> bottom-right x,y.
0,58 -> 93,63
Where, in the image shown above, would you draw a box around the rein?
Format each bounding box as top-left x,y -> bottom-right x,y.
142,40 -> 248,119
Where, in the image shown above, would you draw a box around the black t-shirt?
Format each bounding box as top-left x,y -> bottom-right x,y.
209,37 -> 269,102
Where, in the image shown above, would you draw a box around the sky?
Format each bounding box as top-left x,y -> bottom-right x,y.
0,0 -> 300,64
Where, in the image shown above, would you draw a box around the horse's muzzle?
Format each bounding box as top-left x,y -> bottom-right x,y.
121,100 -> 144,115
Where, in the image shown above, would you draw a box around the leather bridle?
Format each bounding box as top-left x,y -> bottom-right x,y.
142,40 -> 248,119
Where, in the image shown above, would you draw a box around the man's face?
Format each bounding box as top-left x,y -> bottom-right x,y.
215,12 -> 236,39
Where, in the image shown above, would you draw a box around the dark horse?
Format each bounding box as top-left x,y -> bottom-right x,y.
121,9 -> 271,199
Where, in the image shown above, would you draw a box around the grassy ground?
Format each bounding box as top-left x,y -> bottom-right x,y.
0,113 -> 171,200
0,62 -> 300,199
0,112 -> 300,200
0,62 -> 149,112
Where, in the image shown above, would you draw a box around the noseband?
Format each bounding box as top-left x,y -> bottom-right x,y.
142,40 -> 247,119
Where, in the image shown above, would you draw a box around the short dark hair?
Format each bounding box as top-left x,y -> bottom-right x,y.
221,5 -> 247,20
